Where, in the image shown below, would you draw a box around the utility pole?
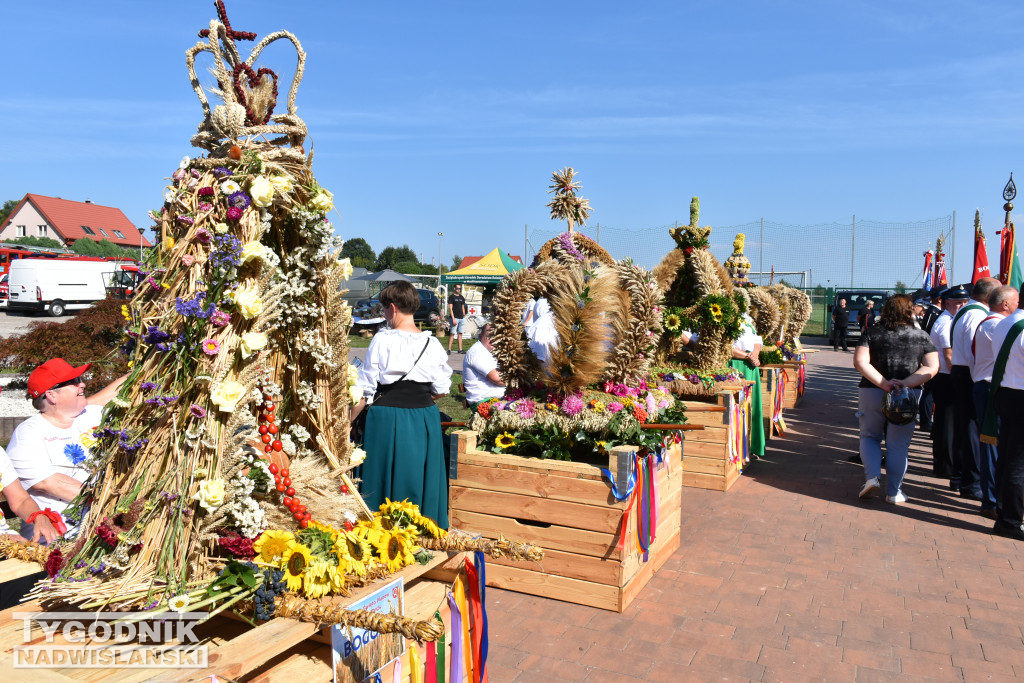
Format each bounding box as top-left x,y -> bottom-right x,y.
437,232 -> 444,283
850,214 -> 856,288
595,222 -> 601,245
759,217 -> 764,286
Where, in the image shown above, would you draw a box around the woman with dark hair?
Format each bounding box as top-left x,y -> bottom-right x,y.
351,281 -> 453,526
853,294 -> 939,503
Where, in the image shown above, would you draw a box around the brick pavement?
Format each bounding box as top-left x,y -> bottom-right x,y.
483,341 -> 1024,681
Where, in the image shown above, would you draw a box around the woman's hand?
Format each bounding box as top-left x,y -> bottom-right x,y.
878,378 -> 895,392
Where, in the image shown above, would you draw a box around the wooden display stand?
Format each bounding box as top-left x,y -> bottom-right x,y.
760,366 -> 779,437
0,553 -> 469,682
781,358 -> 806,409
448,432 -> 683,613
677,382 -> 753,492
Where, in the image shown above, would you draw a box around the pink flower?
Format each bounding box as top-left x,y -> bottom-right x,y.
194,228 -> 212,245
210,310 -> 231,327
515,400 -> 536,419
561,394 -> 584,417
198,202 -> 213,212
197,186 -> 215,197
226,206 -> 243,221
607,402 -> 624,413
181,255 -> 196,266
201,338 -> 220,355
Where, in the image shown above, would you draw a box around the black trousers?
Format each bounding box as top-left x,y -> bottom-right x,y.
833,325 -> 848,351
951,365 -> 982,494
931,373 -> 955,478
995,387 -> 1024,527
919,382 -> 934,430
0,571 -> 45,611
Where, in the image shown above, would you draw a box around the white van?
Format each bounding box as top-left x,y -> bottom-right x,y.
7,258 -> 135,316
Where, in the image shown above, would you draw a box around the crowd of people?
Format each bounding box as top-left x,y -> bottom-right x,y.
853,279 -> 1024,540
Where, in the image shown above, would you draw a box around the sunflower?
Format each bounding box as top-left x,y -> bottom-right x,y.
494,432 -> 516,449
664,313 -> 681,332
281,543 -> 313,591
709,303 -> 723,318
301,560 -> 334,599
335,530 -> 372,576
253,530 -> 295,563
412,513 -> 445,539
373,527 -> 416,573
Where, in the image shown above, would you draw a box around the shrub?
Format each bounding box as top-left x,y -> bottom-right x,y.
0,298 -> 129,394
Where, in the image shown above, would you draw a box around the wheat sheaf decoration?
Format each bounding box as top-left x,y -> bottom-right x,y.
546,167 -> 593,233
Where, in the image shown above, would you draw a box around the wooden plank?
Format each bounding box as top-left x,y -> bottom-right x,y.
149,618 -> 317,682
677,410 -> 727,428
619,525 -> 683,611
681,454 -> 727,475
483,562 -> 621,612
619,513 -> 682,589
452,463 -> 625,508
685,426 -> 729,445
246,641 -> 329,683
451,510 -> 622,560
457,448 -> 607,481
450,487 -> 624,534
0,558 -> 42,583
683,470 -> 729,491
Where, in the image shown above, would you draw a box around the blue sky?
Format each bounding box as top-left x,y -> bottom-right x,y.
3,1 -> 1024,286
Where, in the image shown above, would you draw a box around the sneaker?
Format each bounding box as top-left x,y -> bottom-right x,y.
980,508 -> 998,520
859,477 -> 881,499
886,492 -> 908,504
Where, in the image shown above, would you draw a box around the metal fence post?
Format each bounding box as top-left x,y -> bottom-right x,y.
850,214 -> 856,287
759,217 -> 764,285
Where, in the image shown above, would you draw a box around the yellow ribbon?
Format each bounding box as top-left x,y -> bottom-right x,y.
454,576 -> 473,682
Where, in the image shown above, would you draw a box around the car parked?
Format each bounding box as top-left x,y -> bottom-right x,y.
829,289 -> 888,345
414,289 -> 440,323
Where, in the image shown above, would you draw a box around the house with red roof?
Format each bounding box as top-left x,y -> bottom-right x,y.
0,194 -> 152,248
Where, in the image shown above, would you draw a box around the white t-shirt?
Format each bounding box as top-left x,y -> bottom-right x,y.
0,448 -> 22,537
991,310 -> 1024,391
950,302 -> 989,370
357,329 -> 453,402
7,405 -> 102,537
971,313 -> 1006,383
930,311 -> 954,374
463,343 -> 505,404
732,317 -> 763,354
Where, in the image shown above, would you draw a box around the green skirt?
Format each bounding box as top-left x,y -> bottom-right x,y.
360,404 -> 449,529
728,359 -> 766,457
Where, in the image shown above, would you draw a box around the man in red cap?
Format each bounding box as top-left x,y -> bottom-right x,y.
7,358 -> 125,539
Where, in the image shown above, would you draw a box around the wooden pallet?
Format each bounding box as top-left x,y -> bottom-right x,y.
678,383 -> 752,491
449,433 -> 683,612
0,553 -> 470,682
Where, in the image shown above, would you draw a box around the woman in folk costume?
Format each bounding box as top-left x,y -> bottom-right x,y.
527,296 -> 559,363
351,282 -> 453,527
729,313 -> 766,458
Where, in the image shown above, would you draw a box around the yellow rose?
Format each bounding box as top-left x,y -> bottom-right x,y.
338,258 -> 353,281
210,380 -> 246,412
163,237 -> 176,251
350,447 -> 366,466
270,175 -> 294,193
240,241 -> 273,265
193,479 -> 226,512
214,222 -> 229,234
240,331 -> 268,358
232,284 -> 263,320
309,188 -> 334,212
249,176 -> 275,208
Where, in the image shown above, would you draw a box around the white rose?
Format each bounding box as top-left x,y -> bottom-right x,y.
193,479 -> 226,512
309,188 -> 333,212
240,331 -> 268,358
232,284 -> 263,320
270,175 -> 294,193
210,380 -> 246,412
338,258 -> 353,281
349,447 -> 366,466
249,176 -> 275,207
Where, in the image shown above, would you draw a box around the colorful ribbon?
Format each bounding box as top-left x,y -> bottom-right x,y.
465,554 -> 489,683
774,370 -> 788,436
409,643 -> 421,683
434,609 -> 445,683
454,577 -> 472,682
26,508 -> 67,536
447,593 -> 464,683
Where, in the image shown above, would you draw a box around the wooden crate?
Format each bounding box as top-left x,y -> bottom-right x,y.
781,359 -> 806,409
0,552 -> 470,682
678,383 -> 753,492
449,432 -> 683,612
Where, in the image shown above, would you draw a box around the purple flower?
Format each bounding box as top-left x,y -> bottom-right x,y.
191,168 -> 202,179
189,404 -> 207,419
558,232 -> 585,261
561,394 -> 584,417
228,191 -> 251,210
213,167 -> 233,178
226,206 -> 243,221
194,228 -> 212,245
515,400 -> 536,419
143,326 -> 171,345
210,309 -> 231,327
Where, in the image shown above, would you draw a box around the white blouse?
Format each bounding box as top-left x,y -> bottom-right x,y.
357,329 -> 453,401
733,316 -> 763,354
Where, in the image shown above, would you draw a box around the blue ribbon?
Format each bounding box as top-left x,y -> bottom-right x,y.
600,461 -> 637,502
474,551 -> 489,681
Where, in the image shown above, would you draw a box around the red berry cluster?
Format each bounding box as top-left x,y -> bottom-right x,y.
268,462 -> 310,529
257,394 -> 282,454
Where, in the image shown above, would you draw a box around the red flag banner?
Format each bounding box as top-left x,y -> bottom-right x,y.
974,227 -> 991,283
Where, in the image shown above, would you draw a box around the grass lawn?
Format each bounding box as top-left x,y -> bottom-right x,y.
438,372 -> 472,424
349,332 -> 479,354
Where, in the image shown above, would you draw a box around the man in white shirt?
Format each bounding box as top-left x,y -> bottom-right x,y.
462,323 -> 505,405
971,285 -> 1018,519
949,278 -> 999,500
988,287 -> 1024,540
8,358 -> 126,539
929,287 -> 967,481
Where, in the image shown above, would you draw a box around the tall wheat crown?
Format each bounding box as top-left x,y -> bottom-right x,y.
186,0 -> 308,156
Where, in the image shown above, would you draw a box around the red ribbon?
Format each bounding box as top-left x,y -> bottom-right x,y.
464,557 -> 488,683
26,508 -> 67,536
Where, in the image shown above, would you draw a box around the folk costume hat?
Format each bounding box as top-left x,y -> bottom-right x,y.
26,358 -> 91,399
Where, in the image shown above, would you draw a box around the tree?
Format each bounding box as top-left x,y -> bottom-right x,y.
341,237 -> 375,266
375,245 -> 418,271
0,199 -> 19,226
72,238 -> 141,260
5,236 -> 64,249
894,280 -> 908,294
450,254 -> 463,272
